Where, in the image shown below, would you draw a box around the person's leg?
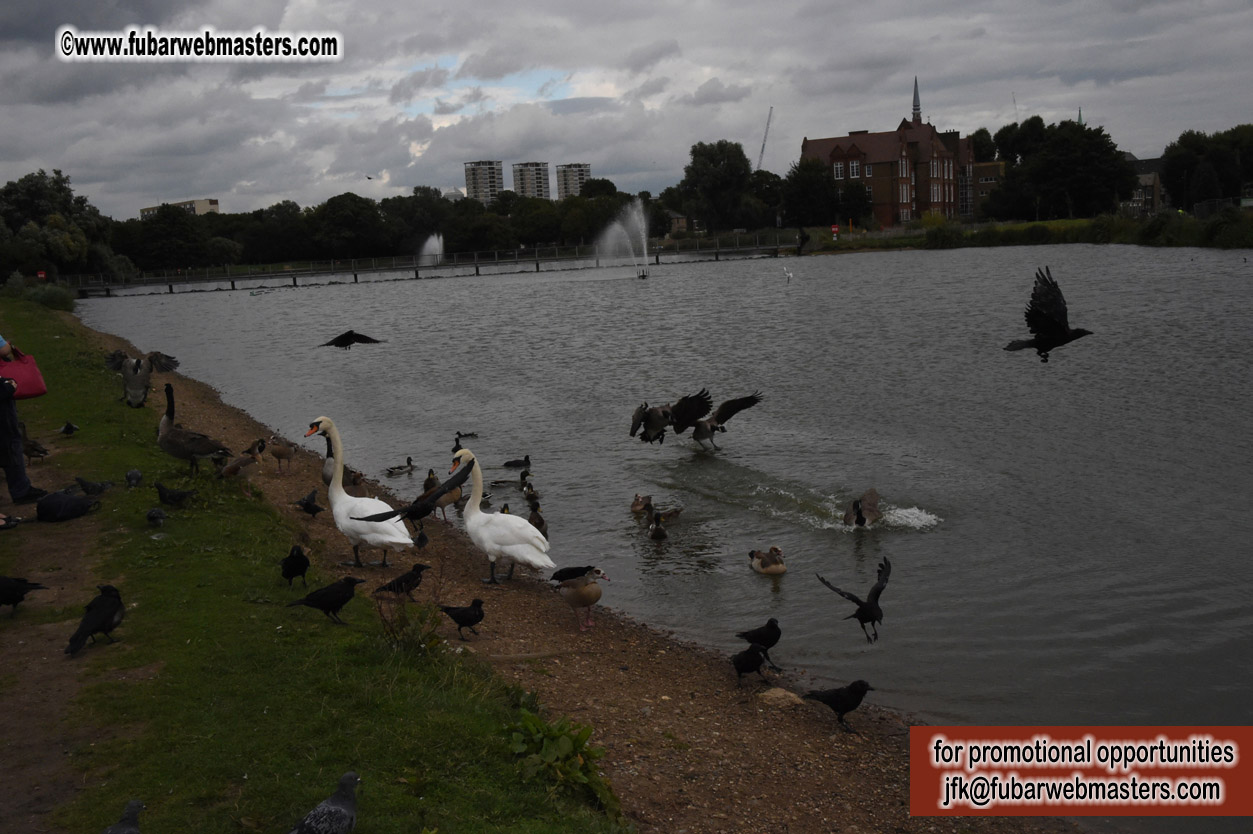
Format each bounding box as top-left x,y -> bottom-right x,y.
0,399 -> 33,501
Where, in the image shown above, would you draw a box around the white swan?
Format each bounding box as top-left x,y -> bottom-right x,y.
451,447 -> 554,583
305,416 -> 412,567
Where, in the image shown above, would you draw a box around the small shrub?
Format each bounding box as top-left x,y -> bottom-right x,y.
924,223 -> 964,249
25,283 -> 76,311
508,709 -> 623,821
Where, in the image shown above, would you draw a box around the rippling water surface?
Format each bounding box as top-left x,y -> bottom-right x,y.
79,244 -> 1253,727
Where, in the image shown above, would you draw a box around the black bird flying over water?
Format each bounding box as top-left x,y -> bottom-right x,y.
816,557 -> 891,643
282,545 -> 310,587
630,388 -> 713,444
319,330 -> 386,349
804,680 -> 874,732
0,576 -> 48,616
1004,266 -> 1093,362
65,584 -> 125,655
287,577 -> 365,624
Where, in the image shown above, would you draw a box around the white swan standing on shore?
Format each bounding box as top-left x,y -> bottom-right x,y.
305,416 -> 412,567
451,447 -> 554,583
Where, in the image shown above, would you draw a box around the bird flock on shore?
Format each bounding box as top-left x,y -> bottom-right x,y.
3,265 -> 1093,829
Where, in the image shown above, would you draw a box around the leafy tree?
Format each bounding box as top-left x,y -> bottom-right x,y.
0,169 -> 112,277
580,178 -> 618,199
984,118 -> 1135,221
781,157 -> 838,226
677,140 -> 753,232
512,197 -> 562,246
310,193 -> 390,259
1161,125 -> 1253,211
970,128 -> 996,163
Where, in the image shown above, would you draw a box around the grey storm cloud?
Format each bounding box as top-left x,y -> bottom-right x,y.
0,0 -> 1247,216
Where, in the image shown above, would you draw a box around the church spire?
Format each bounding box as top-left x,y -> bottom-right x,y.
912,76 -> 921,124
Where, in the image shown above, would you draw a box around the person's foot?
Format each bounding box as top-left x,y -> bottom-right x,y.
13,486 -> 47,504
0,514 -> 21,529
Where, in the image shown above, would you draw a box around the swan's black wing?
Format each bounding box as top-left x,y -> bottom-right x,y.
668,388 -> 713,434
352,458 -> 474,522
816,573 -> 864,606
866,557 -> 891,606
712,391 -> 763,425
1023,267 -> 1071,339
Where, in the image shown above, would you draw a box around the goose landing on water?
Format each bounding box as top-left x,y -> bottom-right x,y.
450,448 -> 553,584
305,416 -> 412,567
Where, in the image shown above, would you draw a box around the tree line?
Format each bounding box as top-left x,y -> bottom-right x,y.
2,119 -> 1249,278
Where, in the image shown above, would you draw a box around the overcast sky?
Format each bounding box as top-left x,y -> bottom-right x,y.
2,0 -> 1249,219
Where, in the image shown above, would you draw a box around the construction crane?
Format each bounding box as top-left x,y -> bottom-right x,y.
756,106 -> 773,170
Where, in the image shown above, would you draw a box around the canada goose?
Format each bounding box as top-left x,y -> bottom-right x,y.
648,512 -> 668,540
816,558 -> 891,643
440,598 -> 485,640
630,493 -> 652,514
843,488 -> 883,526
749,545 -> 787,575
503,454 -> 531,469
319,330 -> 386,349
305,416 -> 413,567
450,448 -> 554,584
268,434 -> 296,473
1004,266 -> 1093,362
386,456 -> 415,476
157,384 -> 232,474
630,388 -> 712,444
550,566 -> 609,631
104,350 -> 179,407
691,391 -> 763,451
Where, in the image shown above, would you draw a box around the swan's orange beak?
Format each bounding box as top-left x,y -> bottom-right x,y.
449,458 -> 462,475
304,423 -> 320,437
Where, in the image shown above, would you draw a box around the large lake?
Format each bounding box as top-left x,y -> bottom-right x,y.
79,243 -> 1253,730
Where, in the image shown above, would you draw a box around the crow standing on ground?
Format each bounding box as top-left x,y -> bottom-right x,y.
0,576 -> 47,616
804,680 -> 875,732
282,545 -> 311,587
146,508 -> 166,527
154,481 -> 197,508
287,772 -> 359,834
65,584 -> 125,655
440,598 -> 484,640
816,557 -> 891,643
319,330 -> 385,349
735,617 -> 781,650
102,799 -> 145,834
287,577 -> 365,624
731,642 -> 781,686
295,488 -> 326,518
125,469 -> 143,488
373,563 -> 430,600
1004,266 -> 1093,363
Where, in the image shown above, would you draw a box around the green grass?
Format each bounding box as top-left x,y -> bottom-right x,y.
0,300 -> 628,833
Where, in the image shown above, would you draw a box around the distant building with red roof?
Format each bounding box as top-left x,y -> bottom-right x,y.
800,79 -> 994,228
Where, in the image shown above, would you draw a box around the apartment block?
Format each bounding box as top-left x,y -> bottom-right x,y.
464,160 -> 505,204
555,163 -> 591,200
512,162 -> 551,200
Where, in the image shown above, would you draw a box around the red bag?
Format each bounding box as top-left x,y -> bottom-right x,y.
1,347 -> 47,399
